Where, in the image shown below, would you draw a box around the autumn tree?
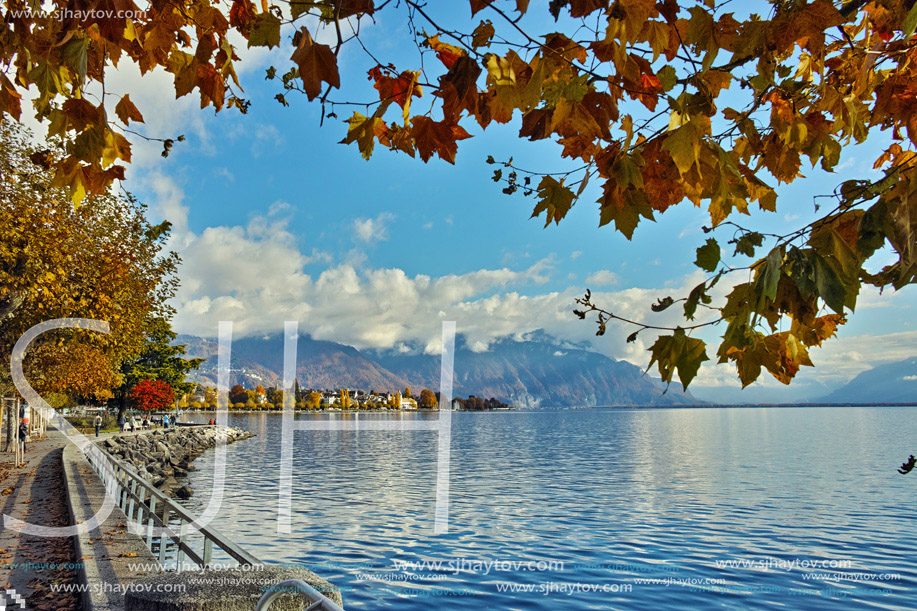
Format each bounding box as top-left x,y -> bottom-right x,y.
419,388 -> 438,408
3,1 -> 917,390
129,379 -> 174,412
306,391 -> 322,410
341,388 -> 350,409
267,386 -> 284,405
0,120 -> 178,401
229,384 -> 249,405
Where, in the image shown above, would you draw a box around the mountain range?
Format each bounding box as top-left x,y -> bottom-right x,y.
176,330 -> 698,408
820,356 -> 917,404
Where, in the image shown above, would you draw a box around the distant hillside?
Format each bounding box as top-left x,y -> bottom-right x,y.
176,330 -> 698,408
375,331 -> 697,408
178,334 -> 410,391
820,356 -> 917,404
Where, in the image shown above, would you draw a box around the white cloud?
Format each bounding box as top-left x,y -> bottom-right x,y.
353,212 -> 395,243
585,270 -> 620,287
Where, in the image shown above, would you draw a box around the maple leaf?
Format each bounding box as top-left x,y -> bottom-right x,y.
369,66 -> 422,111
598,184 -> 655,239
62,99 -> 102,132
439,56 -> 481,120
469,0 -> 495,17
472,20 -> 496,48
291,28 -> 340,101
519,108 -> 553,141
0,73 -> 22,120
647,328 -> 709,391
115,95 -> 144,125
695,238 -> 720,272
340,112 -> 386,160
661,120 -> 704,176
332,0 -> 376,19
427,34 -> 465,69
411,116 -> 471,164
247,12 -> 281,49
532,176 -> 575,226
229,0 -> 256,32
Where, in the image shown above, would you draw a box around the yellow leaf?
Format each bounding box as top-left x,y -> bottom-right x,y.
662,121 -> 703,175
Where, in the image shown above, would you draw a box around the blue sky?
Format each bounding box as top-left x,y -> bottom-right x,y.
49,3 -> 915,404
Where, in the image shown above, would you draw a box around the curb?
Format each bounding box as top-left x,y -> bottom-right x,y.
62,439 -> 159,611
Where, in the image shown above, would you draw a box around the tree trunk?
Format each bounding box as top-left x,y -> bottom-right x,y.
3,399 -> 16,452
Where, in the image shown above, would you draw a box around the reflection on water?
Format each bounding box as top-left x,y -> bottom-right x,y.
179,408 -> 917,610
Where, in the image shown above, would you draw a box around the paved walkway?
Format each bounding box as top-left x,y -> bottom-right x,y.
0,428 -> 82,611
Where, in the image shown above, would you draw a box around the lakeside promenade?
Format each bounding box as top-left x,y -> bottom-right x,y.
0,423 -> 345,611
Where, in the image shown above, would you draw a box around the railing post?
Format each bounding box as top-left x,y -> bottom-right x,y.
127,479 -> 137,521
119,472 -> 128,510
176,518 -> 187,571
146,496 -> 157,547
159,507 -> 170,564
134,487 -> 146,533
203,538 -> 213,568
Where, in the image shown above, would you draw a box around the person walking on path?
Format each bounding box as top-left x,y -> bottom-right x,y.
94,414 -> 102,437
129,416 -> 136,433
119,415 -> 126,432
18,420 -> 28,452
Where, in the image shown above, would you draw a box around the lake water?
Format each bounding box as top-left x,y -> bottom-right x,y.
180,408 -> 917,610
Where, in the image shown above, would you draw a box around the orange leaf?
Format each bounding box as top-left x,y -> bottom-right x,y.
427,34 -> 465,69
368,66 -> 422,108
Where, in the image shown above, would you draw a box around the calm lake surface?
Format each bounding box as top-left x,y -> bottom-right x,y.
180,408 -> 917,610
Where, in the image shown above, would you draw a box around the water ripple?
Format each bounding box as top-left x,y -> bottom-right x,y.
178,408 -> 917,610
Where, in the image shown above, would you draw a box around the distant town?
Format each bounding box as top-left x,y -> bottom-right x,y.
178,383 -> 514,412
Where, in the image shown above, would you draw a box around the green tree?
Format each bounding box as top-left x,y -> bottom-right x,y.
109,315 -> 203,420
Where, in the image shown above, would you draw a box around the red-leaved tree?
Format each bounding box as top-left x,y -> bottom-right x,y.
129,379 -> 174,412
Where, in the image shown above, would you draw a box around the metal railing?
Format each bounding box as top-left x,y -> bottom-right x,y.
257,580 -> 345,611
85,442 -> 258,569
83,438 -> 345,610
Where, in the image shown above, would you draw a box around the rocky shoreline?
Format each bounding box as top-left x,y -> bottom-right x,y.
99,426 -> 254,499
